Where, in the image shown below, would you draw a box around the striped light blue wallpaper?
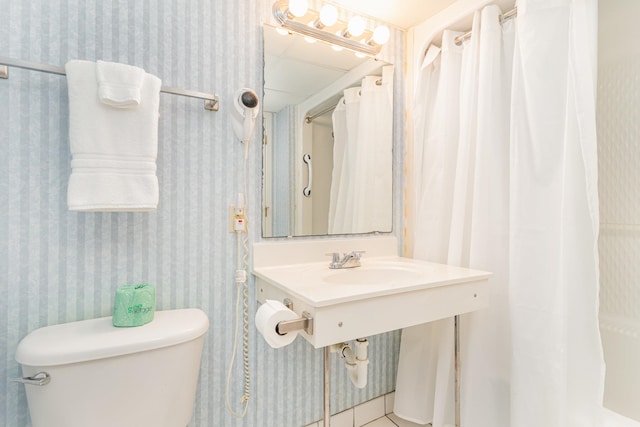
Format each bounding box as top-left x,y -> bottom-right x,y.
0,1 -> 405,426
271,105 -> 294,237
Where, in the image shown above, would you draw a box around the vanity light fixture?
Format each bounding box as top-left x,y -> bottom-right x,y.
344,16 -> 365,38
287,0 -> 308,17
311,4 -> 338,29
272,0 -> 389,56
371,25 -> 390,46
318,4 -> 338,27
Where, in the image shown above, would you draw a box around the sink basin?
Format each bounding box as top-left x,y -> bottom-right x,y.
323,266 -> 422,285
322,260 -> 426,285
252,237 -> 491,348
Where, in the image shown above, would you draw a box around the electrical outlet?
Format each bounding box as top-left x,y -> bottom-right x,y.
229,205 -> 236,232
229,205 -> 247,233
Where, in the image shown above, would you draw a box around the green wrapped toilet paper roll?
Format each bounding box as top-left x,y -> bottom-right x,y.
112,284 -> 155,327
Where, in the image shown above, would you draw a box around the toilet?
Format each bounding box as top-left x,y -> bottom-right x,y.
15,308 -> 209,427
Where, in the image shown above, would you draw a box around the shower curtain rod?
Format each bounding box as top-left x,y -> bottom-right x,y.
305,77 -> 384,123
0,56 -> 220,111
306,104 -> 337,123
454,6 -> 518,46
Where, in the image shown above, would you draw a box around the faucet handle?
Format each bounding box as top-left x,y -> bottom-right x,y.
325,252 -> 341,267
352,250 -> 366,259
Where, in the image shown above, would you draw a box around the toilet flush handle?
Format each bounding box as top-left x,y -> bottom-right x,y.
11,371 -> 50,386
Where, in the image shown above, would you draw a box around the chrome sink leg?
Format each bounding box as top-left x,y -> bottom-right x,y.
455,315 -> 460,427
323,346 -> 331,427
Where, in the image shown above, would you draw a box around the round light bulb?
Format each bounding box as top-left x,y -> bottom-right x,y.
304,36 -> 317,44
372,25 -> 390,45
347,16 -> 366,37
288,0 -> 308,18
276,27 -> 289,36
319,5 -> 338,27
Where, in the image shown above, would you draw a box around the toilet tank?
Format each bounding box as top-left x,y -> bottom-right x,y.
15,308 -> 209,427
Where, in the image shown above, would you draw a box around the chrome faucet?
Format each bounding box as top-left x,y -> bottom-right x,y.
327,251 -> 365,269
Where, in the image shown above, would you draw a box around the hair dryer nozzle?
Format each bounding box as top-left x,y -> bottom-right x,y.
240,91 -> 259,109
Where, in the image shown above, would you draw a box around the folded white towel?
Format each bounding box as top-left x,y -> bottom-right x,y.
65,60 -> 162,211
96,60 -> 145,108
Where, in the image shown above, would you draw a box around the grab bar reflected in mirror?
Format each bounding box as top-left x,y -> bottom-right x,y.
303,154 -> 312,197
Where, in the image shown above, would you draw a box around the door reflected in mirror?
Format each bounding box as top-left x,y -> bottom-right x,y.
262,25 -> 394,237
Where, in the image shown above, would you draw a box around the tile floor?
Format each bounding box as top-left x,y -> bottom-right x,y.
304,392 -> 430,427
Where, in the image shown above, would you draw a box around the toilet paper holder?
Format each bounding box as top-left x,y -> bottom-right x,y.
276,298 -> 314,336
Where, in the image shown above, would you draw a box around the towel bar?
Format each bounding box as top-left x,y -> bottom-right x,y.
0,56 -> 219,111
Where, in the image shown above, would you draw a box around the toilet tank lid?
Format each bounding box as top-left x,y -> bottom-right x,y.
15,308 -> 209,367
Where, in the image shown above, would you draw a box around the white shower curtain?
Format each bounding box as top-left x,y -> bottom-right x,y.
328,66 -> 393,234
396,1 -> 604,426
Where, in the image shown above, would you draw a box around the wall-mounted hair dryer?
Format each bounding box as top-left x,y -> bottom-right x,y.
231,88 -> 260,143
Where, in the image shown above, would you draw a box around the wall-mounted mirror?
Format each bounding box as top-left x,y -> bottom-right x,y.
262,24 -> 394,238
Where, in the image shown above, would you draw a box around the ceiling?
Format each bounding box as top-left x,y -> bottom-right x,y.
264,25 -> 376,113
331,0 -> 460,29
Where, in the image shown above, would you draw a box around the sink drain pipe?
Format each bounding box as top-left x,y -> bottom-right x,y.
322,338 -> 369,426
334,338 -> 369,389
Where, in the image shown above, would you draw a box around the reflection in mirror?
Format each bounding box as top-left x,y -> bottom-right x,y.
262,24 -> 394,238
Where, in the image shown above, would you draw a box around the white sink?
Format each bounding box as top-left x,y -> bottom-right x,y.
253,237 -> 491,348
322,260 -> 426,285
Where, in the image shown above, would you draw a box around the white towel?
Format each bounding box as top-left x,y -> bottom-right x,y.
96,60 -> 145,108
65,60 -> 162,212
